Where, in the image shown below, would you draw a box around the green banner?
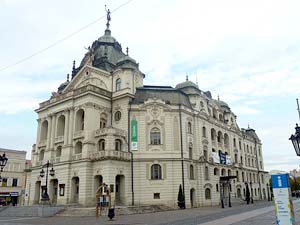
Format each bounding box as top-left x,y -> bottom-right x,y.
131,119 -> 138,142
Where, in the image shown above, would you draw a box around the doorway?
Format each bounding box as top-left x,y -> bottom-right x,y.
49,179 -> 58,205
34,181 -> 41,204
115,175 -> 125,205
190,188 -> 196,207
71,177 -> 79,203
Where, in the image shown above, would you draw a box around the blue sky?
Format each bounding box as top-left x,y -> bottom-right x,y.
0,0 -> 300,172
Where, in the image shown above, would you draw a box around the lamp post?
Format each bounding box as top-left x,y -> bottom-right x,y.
290,124 -> 300,156
267,183 -> 270,201
40,160 -> 55,201
250,182 -> 254,204
0,153 -> 8,172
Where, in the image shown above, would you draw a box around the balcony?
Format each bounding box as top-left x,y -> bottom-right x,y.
95,127 -> 127,139
55,136 -> 64,143
89,150 -> 131,162
72,154 -> 82,160
38,140 -> 47,147
74,130 -> 84,139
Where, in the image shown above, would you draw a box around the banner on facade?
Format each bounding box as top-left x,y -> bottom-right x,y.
272,173 -> 295,225
131,119 -> 138,151
212,152 -> 220,164
220,152 -> 226,164
226,156 -> 232,165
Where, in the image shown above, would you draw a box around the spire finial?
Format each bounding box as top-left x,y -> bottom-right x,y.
218,95 -> 220,101
71,60 -> 76,79
126,47 -> 129,56
105,5 -> 111,31
248,123 -> 250,129
67,74 -> 69,82
186,75 -> 188,81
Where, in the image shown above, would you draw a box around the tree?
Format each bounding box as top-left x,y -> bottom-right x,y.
177,184 -> 185,209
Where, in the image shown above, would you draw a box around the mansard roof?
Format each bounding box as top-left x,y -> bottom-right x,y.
131,86 -> 192,108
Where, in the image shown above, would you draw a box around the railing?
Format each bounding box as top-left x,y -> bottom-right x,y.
95,127 -> 127,138
38,140 -> 47,147
89,150 -> 131,161
74,130 -> 84,139
55,136 -> 64,143
72,154 -> 82,160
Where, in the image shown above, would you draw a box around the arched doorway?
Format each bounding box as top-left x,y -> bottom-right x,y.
190,188 -> 196,207
115,175 -> 125,205
71,177 -> 79,203
34,181 -> 41,204
94,175 -> 103,203
49,179 -> 58,205
237,188 -> 241,198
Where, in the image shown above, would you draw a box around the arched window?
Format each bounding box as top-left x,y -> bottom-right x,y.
242,172 -> 245,182
98,139 -> 105,151
219,114 -> 223,121
221,168 -> 226,176
150,128 -> 161,145
247,145 -> 249,153
239,141 -> 242,150
205,188 -> 211,199
115,139 -> 122,151
56,115 -> 65,137
205,166 -> 209,180
56,146 -> 62,157
189,143 -> 193,160
116,78 -> 121,91
39,150 -> 44,161
212,108 -> 217,119
224,133 -> 229,146
75,141 -> 82,154
202,126 -> 206,137
114,111 -> 121,121
187,122 -> 192,134
211,128 -> 216,141
233,138 -> 236,147
190,165 -> 194,179
236,171 -> 239,182
234,154 -> 238,163
75,109 -> 85,131
217,131 -> 222,143
216,184 -> 219,192
214,168 -> 219,176
228,170 -> 232,176
151,164 -> 162,180
40,120 -> 48,140
100,113 -> 107,129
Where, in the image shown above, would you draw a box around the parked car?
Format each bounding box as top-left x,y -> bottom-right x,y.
0,199 -> 6,206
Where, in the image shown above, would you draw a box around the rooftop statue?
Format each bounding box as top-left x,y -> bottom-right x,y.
105,5 -> 111,30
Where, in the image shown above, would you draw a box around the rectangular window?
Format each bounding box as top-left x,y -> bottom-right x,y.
1,178 -> 7,187
153,193 -> 160,199
12,178 -> 18,187
150,132 -> 161,145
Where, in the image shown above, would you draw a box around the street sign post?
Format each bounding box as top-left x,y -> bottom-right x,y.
271,173 -> 295,225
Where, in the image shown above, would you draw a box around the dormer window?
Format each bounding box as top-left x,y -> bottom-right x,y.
116,78 -> 121,91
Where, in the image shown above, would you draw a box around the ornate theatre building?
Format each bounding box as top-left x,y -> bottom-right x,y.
27,12 -> 269,208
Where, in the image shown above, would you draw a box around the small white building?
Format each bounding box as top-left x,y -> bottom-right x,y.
0,148 -> 27,206
26,13 -> 269,208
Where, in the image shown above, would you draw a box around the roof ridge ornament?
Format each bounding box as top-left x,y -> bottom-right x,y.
105,5 -> 111,31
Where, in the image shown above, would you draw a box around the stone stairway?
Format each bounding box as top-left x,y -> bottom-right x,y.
0,205 -> 64,217
56,204 -> 174,217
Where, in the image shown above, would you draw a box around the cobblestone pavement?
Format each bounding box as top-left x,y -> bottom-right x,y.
1,200 -> 300,225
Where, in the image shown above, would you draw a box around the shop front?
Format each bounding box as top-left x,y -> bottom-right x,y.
0,192 -> 19,206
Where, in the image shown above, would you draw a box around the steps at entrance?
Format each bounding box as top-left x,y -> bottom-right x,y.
56,205 -> 174,217
0,205 -> 64,217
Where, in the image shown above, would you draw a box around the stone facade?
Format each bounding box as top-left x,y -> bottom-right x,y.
0,148 -> 27,205
26,17 -> 269,208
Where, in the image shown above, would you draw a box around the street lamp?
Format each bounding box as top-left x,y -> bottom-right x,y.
250,182 -> 254,204
267,183 -> 270,201
40,160 -> 55,201
0,153 -> 8,172
290,124 -> 300,156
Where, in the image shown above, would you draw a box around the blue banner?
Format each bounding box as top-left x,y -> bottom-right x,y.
272,174 -> 290,189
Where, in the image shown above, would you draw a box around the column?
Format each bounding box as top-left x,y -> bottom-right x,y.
64,110 -> 70,145
68,109 -> 74,145
50,114 -> 56,149
46,116 -> 52,149
36,119 -> 41,146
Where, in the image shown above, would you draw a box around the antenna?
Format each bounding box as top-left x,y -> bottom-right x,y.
297,98 -> 300,122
